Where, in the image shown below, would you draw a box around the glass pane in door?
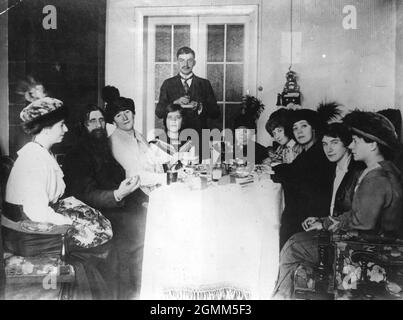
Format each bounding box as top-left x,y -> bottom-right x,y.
154,24 -> 191,128
207,64 -> 224,101
226,24 -> 244,62
174,25 -> 191,56
155,64 -> 171,100
225,64 -> 243,101
207,23 -> 245,129
155,25 -> 172,62
225,103 -> 243,130
207,25 -> 225,62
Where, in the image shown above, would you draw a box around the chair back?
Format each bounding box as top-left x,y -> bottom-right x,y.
0,156 -> 14,209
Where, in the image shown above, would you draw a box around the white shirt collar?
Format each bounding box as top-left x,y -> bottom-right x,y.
179,72 -> 194,80
285,139 -> 296,148
336,153 -> 351,172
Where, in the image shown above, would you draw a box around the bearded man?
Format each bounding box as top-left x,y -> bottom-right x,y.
63,104 -> 146,300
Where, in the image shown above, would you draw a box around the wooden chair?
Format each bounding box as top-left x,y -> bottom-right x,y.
294,231 -> 403,300
293,231 -> 335,300
0,155 -> 75,300
331,232 -> 403,300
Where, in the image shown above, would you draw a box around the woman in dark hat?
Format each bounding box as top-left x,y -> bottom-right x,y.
107,97 -> 166,188
265,108 -> 302,164
323,111 -> 403,236
272,108 -> 335,249
2,97 -> 115,299
291,109 -> 322,149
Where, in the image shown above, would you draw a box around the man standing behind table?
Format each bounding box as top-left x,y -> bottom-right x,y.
63,104 -> 146,300
156,46 -> 220,136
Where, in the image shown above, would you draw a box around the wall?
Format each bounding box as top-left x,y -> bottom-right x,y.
258,0 -> 398,146
7,0 -> 106,157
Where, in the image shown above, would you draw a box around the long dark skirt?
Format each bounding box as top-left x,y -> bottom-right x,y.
2,227 -> 117,300
107,190 -> 147,300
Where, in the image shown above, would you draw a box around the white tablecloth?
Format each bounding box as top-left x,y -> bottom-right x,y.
140,177 -> 282,300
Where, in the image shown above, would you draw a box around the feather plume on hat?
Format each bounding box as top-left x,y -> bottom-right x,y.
16,76 -> 67,134
291,101 -> 342,135
16,76 -> 47,103
317,101 -> 343,123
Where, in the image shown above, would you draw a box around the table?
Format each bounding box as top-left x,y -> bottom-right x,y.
140,176 -> 283,300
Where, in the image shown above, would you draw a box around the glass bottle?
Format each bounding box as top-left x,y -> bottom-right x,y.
212,164 -> 222,182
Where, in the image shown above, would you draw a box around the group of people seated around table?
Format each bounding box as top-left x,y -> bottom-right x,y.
271,108 -> 403,299
0,45 -> 402,300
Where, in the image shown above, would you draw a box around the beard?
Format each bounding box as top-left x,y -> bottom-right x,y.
90,128 -> 107,140
87,128 -> 110,156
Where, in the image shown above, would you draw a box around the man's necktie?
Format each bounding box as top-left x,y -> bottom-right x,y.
182,76 -> 193,95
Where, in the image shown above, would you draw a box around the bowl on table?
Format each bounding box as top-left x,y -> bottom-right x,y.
235,166 -> 252,178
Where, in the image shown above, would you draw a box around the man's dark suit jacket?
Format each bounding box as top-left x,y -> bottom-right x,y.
63,137 -> 148,245
156,74 -> 220,132
63,136 -> 149,298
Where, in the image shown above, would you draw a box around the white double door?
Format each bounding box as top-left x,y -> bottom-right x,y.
146,13 -> 258,136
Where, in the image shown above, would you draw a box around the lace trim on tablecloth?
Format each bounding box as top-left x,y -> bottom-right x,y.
163,284 -> 251,300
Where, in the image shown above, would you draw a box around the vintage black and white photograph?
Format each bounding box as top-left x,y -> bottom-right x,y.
0,0 -> 403,302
